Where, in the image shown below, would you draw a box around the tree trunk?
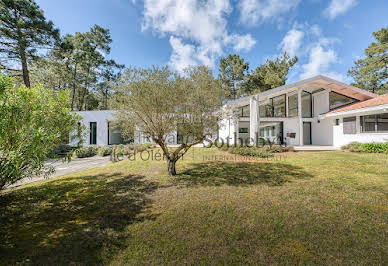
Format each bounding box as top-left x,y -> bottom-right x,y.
71,63 -> 77,111
167,158 -> 177,176
20,49 -> 30,88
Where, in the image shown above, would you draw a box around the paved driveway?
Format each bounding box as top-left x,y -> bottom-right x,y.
8,156 -> 112,188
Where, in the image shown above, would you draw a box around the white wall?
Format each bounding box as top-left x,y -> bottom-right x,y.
70,110 -> 116,146
332,117 -> 388,147
218,117 -> 237,145
312,119 -> 333,145
283,118 -> 300,146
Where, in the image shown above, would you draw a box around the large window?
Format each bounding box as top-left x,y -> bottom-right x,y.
272,94 -> 286,117
302,91 -> 312,118
259,94 -> 286,117
108,122 -> 127,145
361,113 -> 388,133
343,117 -> 356,134
90,122 -> 97,145
329,92 -> 357,110
239,128 -> 249,134
288,94 -> 298,117
259,104 -> 273,117
238,105 -> 250,117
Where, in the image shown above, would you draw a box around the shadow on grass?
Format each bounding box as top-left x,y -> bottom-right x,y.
0,173 -> 158,265
174,161 -> 312,187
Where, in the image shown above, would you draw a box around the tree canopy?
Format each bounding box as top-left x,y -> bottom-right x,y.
348,27 -> 388,94
112,66 -> 224,175
243,52 -> 298,95
0,75 -> 80,189
0,0 -> 59,87
218,54 -> 249,100
30,25 -> 124,110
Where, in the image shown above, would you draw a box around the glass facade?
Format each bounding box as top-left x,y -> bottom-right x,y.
238,105 -> 250,117
302,91 -> 312,118
329,92 -> 357,110
272,95 -> 286,117
288,94 -> 298,117
259,94 -> 286,118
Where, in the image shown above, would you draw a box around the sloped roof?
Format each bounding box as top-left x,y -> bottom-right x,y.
229,75 -> 377,107
328,94 -> 388,114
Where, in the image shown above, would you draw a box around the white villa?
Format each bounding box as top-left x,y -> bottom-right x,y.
71,75 -> 388,148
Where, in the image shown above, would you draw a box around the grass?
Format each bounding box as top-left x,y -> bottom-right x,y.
1,148 -> 388,265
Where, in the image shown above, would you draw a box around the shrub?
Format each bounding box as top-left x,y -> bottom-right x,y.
360,143 -> 388,153
97,146 -> 112,157
0,75 -> 80,190
48,144 -> 73,158
342,142 -> 388,153
74,146 -> 98,158
341,142 -> 363,152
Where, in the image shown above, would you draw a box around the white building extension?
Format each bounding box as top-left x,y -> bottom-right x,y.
71,75 -> 388,148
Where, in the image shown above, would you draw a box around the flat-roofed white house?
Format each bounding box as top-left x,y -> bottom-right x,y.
71,75 -> 388,148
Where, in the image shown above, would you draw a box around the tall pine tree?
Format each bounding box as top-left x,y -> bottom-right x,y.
348,27 -> 388,94
0,0 -> 59,87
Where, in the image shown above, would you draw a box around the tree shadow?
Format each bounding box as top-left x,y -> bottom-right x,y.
0,173 -> 158,265
174,161 -> 313,187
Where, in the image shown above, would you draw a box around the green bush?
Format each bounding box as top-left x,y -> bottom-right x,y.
48,144 -> 73,158
74,146 -> 98,158
341,142 -> 363,152
360,143 -> 388,153
342,142 -> 388,153
97,146 -> 112,157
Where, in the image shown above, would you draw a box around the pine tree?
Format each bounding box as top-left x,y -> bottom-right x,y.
348,27 -> 388,94
0,0 -> 59,87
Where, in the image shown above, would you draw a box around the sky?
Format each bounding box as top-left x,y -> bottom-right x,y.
35,0 -> 388,84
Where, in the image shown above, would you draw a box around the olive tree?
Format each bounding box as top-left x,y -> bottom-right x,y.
112,66 -> 224,175
0,75 -> 80,189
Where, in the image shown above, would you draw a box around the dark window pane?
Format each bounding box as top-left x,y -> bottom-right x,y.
259,104 -> 273,117
239,128 -> 249,133
90,122 -> 97,145
288,94 -> 298,117
302,91 -> 312,118
273,94 -> 286,117
362,115 -> 377,132
343,117 -> 356,134
377,113 -> 388,132
242,105 -> 250,117
329,92 -> 357,110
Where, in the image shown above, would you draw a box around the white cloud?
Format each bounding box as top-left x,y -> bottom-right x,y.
238,0 -> 301,26
226,34 -> 256,52
300,45 -> 338,79
141,0 -> 256,72
279,27 -> 304,57
324,0 -> 357,20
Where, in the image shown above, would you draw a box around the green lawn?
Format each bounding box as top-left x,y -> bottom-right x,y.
1,148 -> 388,265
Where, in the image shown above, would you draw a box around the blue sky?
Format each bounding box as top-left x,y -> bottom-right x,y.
35,0 -> 387,83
